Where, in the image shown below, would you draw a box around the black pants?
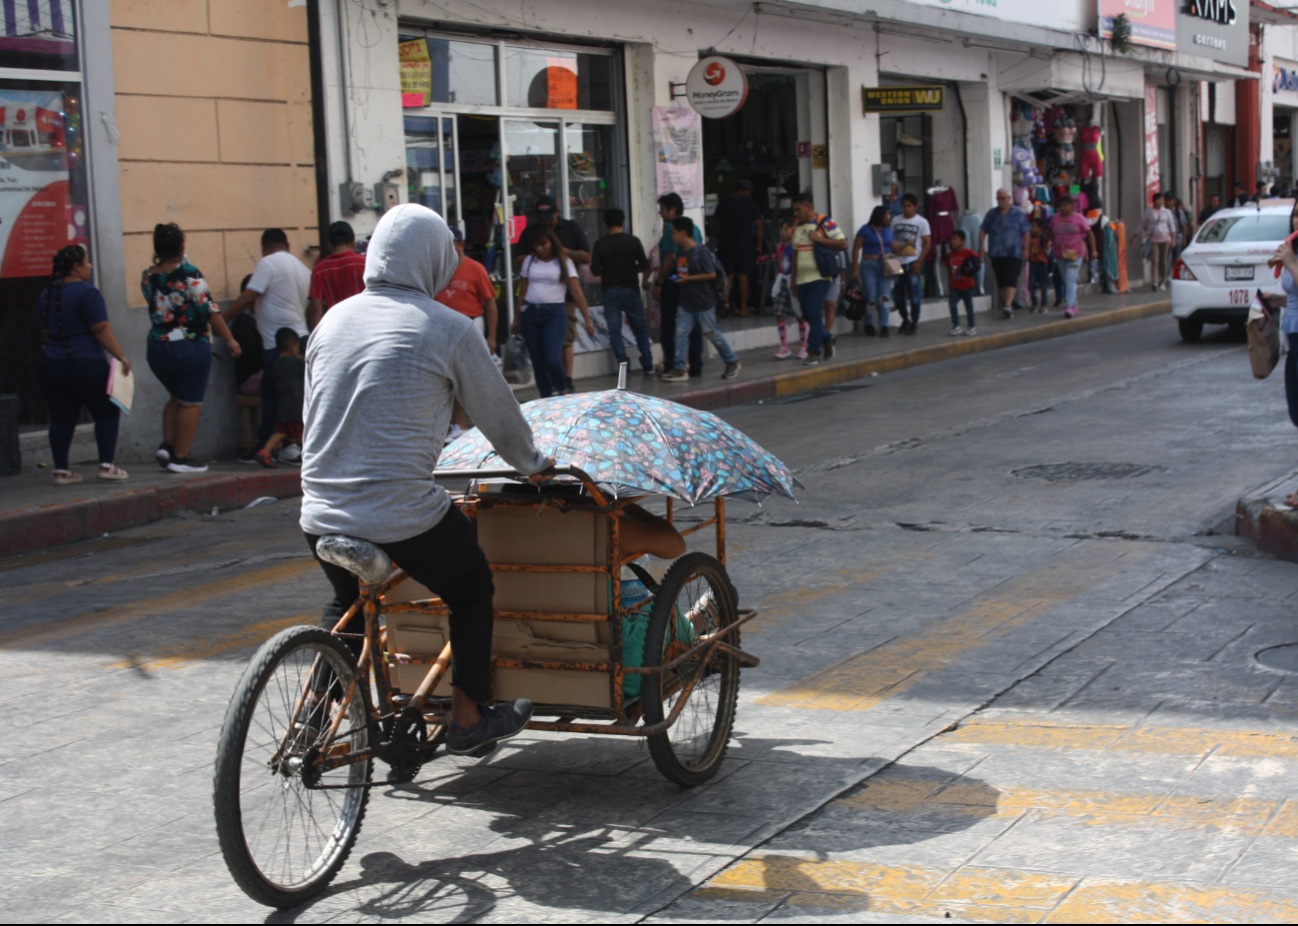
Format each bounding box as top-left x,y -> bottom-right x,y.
659,280 -> 703,375
306,506 -> 496,705
1286,333 -> 1298,430
36,358 -> 120,470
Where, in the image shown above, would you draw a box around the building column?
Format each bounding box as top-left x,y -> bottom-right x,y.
1237,23 -> 1263,193
959,56 -> 1006,218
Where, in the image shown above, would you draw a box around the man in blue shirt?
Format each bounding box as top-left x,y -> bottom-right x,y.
979,189 -> 1032,318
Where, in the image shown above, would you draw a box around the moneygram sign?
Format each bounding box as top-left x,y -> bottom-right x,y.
685,56 -> 748,119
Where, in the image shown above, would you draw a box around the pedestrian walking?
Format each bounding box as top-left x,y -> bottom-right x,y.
944,229 -> 979,335
37,245 -> 132,486
223,229 -> 311,451
1143,192 -> 1176,291
1044,195 -> 1097,318
1168,195 -> 1191,265
851,205 -> 895,337
792,192 -> 848,361
307,221 -> 366,326
252,327 -> 305,468
979,189 -> 1032,319
1267,203 -> 1298,507
712,179 -> 764,316
1027,218 -> 1051,311
142,223 -> 241,474
437,226 -> 500,439
1229,182 -> 1250,209
772,218 -> 810,358
513,195 -> 591,393
1197,193 -> 1223,234
889,193 -> 931,335
652,193 -> 704,377
589,208 -> 654,374
659,217 -> 741,381
512,229 -> 594,398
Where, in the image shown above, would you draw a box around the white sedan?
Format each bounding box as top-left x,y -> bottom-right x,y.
1171,203 -> 1291,341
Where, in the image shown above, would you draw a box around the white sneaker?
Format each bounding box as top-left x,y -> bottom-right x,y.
948,325 -> 963,336
1000,307 -> 1013,318
965,326 -> 977,336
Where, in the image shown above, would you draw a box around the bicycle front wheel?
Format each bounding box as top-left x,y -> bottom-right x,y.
213,626 -> 372,908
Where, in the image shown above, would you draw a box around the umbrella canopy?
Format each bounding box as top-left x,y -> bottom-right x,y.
438,389 -> 800,504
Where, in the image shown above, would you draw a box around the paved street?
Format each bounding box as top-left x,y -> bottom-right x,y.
6,316 -> 1298,923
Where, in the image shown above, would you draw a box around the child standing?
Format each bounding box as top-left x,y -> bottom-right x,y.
944,229 -> 979,336
254,327 -> 306,468
772,219 -> 809,359
1027,218 -> 1051,312
660,217 -> 741,381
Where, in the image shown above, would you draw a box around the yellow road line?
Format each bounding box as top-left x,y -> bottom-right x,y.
0,559 -> 317,650
833,776 -> 1285,836
696,856 -> 1298,923
758,541 -> 1154,711
947,719 -> 1298,761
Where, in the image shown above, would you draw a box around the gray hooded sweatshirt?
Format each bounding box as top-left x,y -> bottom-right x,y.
300,204 -> 547,543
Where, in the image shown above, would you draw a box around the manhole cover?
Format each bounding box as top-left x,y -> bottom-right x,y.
1012,463 -> 1167,483
1255,644 -> 1298,674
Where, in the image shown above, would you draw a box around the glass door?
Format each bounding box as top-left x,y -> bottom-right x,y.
404,114 -> 460,231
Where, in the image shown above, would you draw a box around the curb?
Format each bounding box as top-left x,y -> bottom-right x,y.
0,471 -> 302,561
669,300 -> 1172,411
1237,470 -> 1298,564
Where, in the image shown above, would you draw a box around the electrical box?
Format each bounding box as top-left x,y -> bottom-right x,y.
339,182 -> 368,215
374,182 -> 400,213
872,163 -> 898,196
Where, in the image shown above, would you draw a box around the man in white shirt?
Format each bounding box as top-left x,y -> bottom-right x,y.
225,228 -> 312,447
890,194 -> 932,335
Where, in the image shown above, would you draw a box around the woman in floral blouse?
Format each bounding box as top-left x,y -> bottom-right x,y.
142,223 -> 240,473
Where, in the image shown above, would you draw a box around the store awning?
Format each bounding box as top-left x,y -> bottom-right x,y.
0,1 -> 75,52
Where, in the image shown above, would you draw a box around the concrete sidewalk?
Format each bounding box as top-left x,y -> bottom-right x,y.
1,287 -> 1168,560
522,287 -> 1171,409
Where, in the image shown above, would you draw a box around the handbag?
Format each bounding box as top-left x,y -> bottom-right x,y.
1248,293 -> 1281,380
841,280 -> 867,321
812,217 -> 849,279
873,227 -> 904,276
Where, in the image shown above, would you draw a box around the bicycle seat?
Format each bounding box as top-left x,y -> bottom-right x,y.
315,535 -> 392,586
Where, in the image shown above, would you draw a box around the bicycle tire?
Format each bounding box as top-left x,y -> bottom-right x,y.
213,625 -> 372,908
641,552 -> 740,787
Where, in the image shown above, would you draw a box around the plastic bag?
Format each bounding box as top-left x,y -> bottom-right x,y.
501,335 -> 533,386
1248,293 -> 1281,380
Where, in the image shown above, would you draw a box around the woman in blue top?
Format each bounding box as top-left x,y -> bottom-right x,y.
1269,203 -> 1298,508
37,245 -> 132,486
850,206 -> 895,337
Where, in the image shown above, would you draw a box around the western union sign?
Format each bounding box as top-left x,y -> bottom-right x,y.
862,85 -> 945,114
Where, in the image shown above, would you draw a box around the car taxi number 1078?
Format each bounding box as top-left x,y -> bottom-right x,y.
1230,289 -> 1251,305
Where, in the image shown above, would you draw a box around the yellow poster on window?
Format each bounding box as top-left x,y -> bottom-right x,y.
399,39 -> 431,107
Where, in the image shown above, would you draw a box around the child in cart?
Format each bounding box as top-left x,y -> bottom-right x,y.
772,219 -> 809,359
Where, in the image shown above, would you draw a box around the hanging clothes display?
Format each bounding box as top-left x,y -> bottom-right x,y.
926,186 -> 959,246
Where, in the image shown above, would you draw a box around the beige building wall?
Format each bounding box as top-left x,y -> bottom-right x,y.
110,0 -> 318,308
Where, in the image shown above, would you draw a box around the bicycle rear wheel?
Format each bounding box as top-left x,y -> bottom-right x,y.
642,552 -> 740,787
213,626 -> 372,908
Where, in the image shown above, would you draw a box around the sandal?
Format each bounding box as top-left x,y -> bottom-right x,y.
53,470 -> 82,486
97,463 -> 129,481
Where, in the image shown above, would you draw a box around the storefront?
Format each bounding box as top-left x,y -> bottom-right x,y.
0,0 -> 90,429
397,28 -> 628,346
1271,58 -> 1298,191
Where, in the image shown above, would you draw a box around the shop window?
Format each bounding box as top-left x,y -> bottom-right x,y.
401,37 -> 498,107
0,0 -> 77,71
504,48 -> 612,111
0,80 -> 90,428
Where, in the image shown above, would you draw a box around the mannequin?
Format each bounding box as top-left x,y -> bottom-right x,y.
1079,120 -> 1104,180
1054,114 -> 1077,167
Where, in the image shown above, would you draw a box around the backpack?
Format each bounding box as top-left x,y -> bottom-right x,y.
959,254 -> 982,278
812,216 -> 849,279
687,244 -> 728,309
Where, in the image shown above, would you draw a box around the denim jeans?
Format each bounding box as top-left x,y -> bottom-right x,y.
948,289 -> 975,327
1287,332 -> 1298,430
796,279 -> 832,354
892,268 -> 924,325
520,303 -> 568,397
858,259 -> 890,329
1049,259 -> 1065,301
659,280 -> 703,375
602,287 -> 655,372
1059,257 -> 1083,308
675,307 -> 738,368
1028,261 -> 1050,305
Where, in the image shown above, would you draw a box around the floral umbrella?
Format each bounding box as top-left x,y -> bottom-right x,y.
437,388 -> 800,504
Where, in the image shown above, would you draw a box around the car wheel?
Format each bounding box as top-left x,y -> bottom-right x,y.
1178,318 -> 1204,342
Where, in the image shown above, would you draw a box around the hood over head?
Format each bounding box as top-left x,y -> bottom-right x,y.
363,203 -> 458,298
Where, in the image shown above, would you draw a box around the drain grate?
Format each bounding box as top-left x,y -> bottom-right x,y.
1256,644 -> 1298,674
1012,463 -> 1167,483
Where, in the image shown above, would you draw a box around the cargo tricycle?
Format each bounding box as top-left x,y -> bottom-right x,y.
212,465 -> 761,908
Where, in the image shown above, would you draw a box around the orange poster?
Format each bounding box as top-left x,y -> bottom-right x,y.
546,60 -> 578,110
399,39 -> 432,107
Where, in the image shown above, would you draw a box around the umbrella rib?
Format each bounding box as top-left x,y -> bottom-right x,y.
633,393 -> 693,501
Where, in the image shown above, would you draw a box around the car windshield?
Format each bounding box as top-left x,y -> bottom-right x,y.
1196,214 -> 1291,244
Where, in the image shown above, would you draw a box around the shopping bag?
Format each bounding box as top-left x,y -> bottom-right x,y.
107,358 -> 133,414
841,281 -> 867,321
501,335 -> 533,386
1247,291 -> 1281,380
